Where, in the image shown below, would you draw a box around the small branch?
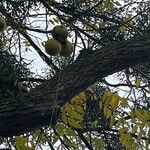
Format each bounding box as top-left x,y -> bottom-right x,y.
132,67 -> 150,81
102,79 -> 149,88
76,129 -> 94,150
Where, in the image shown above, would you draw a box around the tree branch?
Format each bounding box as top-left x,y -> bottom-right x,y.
0,32 -> 150,137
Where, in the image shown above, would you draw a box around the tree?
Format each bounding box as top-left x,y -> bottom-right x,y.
0,0 -> 150,149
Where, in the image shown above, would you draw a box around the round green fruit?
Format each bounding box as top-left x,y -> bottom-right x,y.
45,38 -> 61,56
60,41 -> 74,57
52,25 -> 68,43
0,17 -> 6,32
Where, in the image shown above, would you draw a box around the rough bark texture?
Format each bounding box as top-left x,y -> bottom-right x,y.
0,34 -> 150,137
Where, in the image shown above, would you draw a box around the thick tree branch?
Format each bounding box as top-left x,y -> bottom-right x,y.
0,33 -> 150,137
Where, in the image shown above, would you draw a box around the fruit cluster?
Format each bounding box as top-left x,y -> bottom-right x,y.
45,25 -> 74,57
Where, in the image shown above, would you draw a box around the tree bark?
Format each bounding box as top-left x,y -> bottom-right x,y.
0,34 -> 150,137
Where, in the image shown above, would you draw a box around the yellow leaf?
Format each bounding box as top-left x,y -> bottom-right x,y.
71,95 -> 85,105
65,127 -> 76,136
61,114 -> 68,124
55,124 -> 65,136
73,104 -> 84,114
135,109 -> 150,122
84,22 -> 97,31
120,117 -> 126,125
102,91 -> 120,109
104,107 -> 112,118
109,114 -> 116,127
102,91 -> 112,105
119,127 -> 128,135
67,118 -> 82,129
64,103 -> 74,114
109,94 -> 120,109
63,137 -> 74,147
120,98 -> 128,108
78,91 -> 86,102
130,110 -> 136,119
69,110 -> 84,121
135,79 -> 141,88
15,136 -> 26,149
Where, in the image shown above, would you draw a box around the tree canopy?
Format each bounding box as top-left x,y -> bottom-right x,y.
0,0 -> 150,149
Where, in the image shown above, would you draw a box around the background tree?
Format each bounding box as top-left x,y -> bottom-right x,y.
0,0 -> 150,149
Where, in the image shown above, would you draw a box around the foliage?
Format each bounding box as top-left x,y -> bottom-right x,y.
0,50 -> 30,98
0,0 -> 150,149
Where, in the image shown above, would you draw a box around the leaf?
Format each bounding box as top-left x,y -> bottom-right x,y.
99,21 -> 107,28
63,103 -> 74,113
65,127 -> 76,136
90,119 -> 98,127
84,22 -> 98,31
120,98 -> 128,108
78,91 -> 86,102
131,125 -> 138,134
102,91 -> 120,109
94,138 -> 105,149
63,137 -> 74,147
51,134 -> 59,144
73,104 -> 84,114
130,110 -> 136,119
135,79 -> 141,88
119,132 -> 134,149
15,136 -> 26,149
67,118 -> 82,129
61,114 -> 68,124
113,1 -> 121,6
71,92 -> 86,105
109,114 -> 116,127
55,123 -> 65,136
99,101 -> 102,110
137,128 -> 144,140
15,136 -> 35,150
119,127 -> 128,135
118,26 -> 127,32
109,94 -> 120,109
104,107 -> 112,118
33,130 -> 47,145
69,110 -> 84,121
125,14 -> 134,26
135,109 -> 150,122
102,91 -> 112,104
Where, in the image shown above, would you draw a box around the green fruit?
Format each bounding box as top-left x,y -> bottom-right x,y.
52,25 -> 68,43
60,41 -> 74,57
45,38 -> 61,56
0,17 -> 6,32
